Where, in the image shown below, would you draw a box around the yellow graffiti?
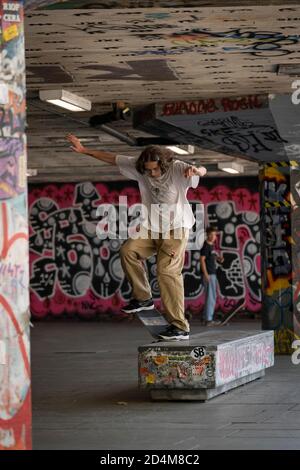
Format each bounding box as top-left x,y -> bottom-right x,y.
275,328 -> 300,355
169,33 -> 263,48
146,374 -> 156,384
3,25 -> 19,42
265,166 -> 287,182
153,355 -> 168,366
266,271 -> 291,296
0,182 -> 17,198
171,36 -> 225,47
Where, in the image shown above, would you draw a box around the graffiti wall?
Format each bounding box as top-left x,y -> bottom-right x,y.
29,177 -> 261,320
260,162 -> 300,354
0,0 -> 31,450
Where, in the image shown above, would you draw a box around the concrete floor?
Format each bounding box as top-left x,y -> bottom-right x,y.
31,320 -> 300,450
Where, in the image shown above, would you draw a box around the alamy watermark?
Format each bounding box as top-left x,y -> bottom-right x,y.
95,196 -> 205,250
291,80 -> 300,105
291,339 -> 300,365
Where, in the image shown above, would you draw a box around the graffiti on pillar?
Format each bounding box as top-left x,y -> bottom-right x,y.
261,164 -> 295,354
0,138 -> 26,200
0,91 -> 26,138
1,1 -> 26,108
0,195 -> 31,450
291,168 -> 300,340
0,0 -> 31,450
29,179 -> 261,319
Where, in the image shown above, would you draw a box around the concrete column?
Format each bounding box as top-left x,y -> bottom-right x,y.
260,162 -> 300,354
0,0 -> 31,450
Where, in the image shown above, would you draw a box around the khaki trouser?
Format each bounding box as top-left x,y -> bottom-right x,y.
120,227 -> 190,332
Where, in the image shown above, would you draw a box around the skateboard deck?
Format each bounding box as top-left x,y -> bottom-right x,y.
219,299 -> 246,326
136,308 -> 171,340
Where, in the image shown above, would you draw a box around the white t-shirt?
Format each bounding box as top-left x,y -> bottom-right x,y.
116,155 -> 199,233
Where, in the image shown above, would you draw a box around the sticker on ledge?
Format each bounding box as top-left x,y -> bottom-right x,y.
191,347 -> 206,360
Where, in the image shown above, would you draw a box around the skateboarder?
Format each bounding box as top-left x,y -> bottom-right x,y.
66,134 -> 207,340
200,226 -> 224,327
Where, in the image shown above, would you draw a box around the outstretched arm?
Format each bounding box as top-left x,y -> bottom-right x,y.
66,133 -> 117,165
184,165 -> 207,178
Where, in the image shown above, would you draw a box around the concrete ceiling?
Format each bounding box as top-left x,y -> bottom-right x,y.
26,0 -> 300,10
24,1 -> 300,181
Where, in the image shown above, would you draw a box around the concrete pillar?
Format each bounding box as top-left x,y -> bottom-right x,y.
260,162 -> 300,354
0,0 -> 31,450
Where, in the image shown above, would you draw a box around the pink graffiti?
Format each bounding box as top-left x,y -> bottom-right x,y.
29,181 -> 261,319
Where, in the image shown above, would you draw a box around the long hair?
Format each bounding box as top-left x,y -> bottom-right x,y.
135,145 -> 173,175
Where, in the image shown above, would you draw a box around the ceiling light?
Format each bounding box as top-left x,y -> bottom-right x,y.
218,162 -> 244,174
167,145 -> 194,155
39,89 -> 91,112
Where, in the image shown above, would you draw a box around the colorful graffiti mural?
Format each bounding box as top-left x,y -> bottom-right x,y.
260,162 -> 300,354
29,178 -> 261,320
291,167 -> 300,342
0,0 -> 31,450
0,196 -> 30,450
168,28 -> 300,57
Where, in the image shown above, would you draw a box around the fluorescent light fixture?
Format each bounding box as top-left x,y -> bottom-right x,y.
218,162 -> 244,174
39,89 -> 91,112
167,145 -> 194,155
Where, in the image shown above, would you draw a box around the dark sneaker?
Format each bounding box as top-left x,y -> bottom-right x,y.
121,298 -> 154,314
158,325 -> 189,341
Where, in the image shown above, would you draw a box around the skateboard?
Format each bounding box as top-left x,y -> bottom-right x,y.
136,308 -> 171,340
219,298 -> 246,326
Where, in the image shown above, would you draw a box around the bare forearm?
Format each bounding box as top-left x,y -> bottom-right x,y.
83,147 -> 117,165
196,166 -> 207,177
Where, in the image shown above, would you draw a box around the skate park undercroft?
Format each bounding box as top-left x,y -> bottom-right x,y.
0,0 -> 300,454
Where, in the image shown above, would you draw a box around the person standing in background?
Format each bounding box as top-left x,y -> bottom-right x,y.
200,226 -> 224,327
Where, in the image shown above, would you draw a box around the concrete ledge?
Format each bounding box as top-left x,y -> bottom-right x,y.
138,329 -> 274,401
150,370 -> 265,401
